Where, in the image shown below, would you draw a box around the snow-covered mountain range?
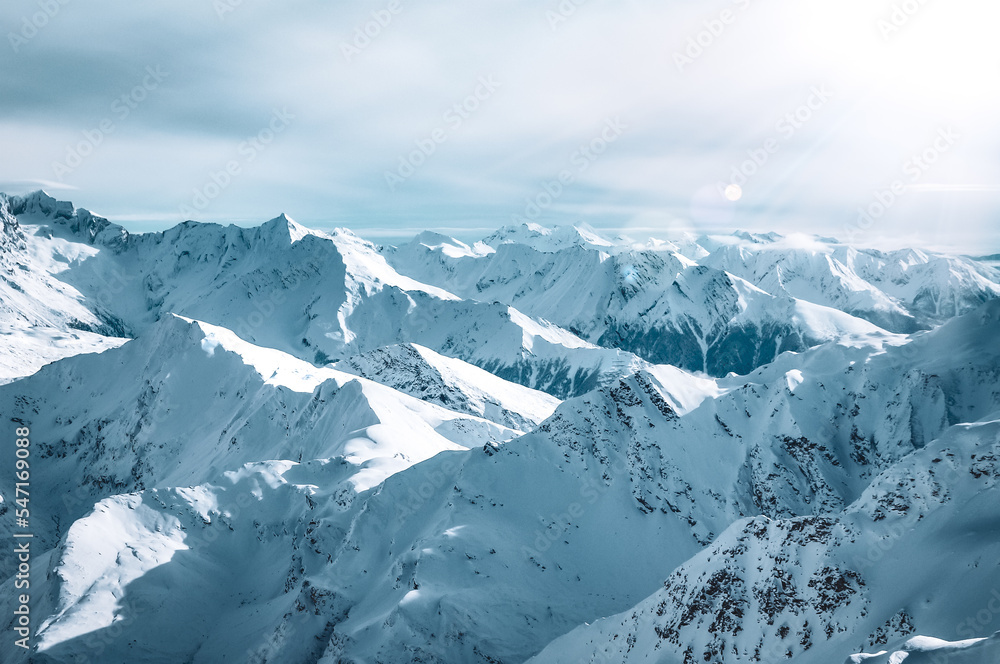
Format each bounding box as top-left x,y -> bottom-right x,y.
1,191 -> 998,663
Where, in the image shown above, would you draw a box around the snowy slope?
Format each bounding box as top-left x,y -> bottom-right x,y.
0,194 -> 129,382
527,416 -> 1000,664
3,369 -> 724,664
5,301 -> 998,664
335,342 -> 561,431
0,314 -> 528,579
387,227 -> 920,376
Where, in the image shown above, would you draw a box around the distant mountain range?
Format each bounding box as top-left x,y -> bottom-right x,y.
1,191 -> 998,663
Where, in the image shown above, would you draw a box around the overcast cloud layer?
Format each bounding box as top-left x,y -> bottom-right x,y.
1,0 -> 998,250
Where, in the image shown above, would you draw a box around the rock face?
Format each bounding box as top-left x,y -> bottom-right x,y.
0,193 -> 998,664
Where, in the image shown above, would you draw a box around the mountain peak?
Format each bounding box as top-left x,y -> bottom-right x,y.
2,190 -> 128,247
6,189 -> 73,220
482,220 -> 616,253
730,229 -> 784,244
258,212 -> 307,244
256,213 -> 355,249
410,230 -> 494,258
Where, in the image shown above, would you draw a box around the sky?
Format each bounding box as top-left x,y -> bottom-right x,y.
1,0 -> 999,251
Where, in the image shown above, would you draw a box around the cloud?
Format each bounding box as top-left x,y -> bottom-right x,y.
0,179 -> 77,194
1,0 -> 998,251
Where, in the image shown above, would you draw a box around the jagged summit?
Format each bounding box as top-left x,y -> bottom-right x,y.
3,190 -> 128,247
3,189 -> 74,219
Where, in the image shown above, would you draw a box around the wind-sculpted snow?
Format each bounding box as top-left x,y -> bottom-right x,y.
1,193 -> 999,663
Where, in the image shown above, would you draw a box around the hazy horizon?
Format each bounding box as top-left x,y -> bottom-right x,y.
2,0 -> 998,252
